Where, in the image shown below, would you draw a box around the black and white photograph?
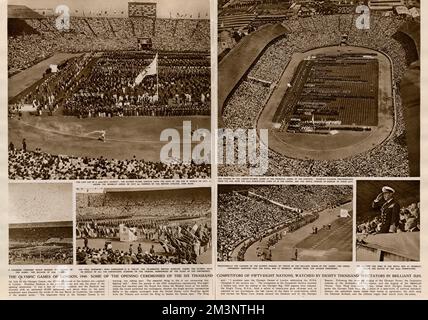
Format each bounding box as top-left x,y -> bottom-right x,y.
217,184 -> 353,262
9,183 -> 73,265
356,180 -> 420,261
218,0 -> 420,177
76,187 -> 212,264
8,0 -> 211,180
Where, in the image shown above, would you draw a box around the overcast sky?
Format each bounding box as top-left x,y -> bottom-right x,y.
9,0 -> 210,18
9,183 -> 72,223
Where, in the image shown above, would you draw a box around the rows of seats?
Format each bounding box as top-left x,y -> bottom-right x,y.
8,17 -> 210,74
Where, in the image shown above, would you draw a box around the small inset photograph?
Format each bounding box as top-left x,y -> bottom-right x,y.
76,187 -> 211,264
356,180 -> 420,261
9,183 -> 73,265
217,184 -> 353,262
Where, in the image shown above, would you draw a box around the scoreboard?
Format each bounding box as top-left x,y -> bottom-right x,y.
128,2 -> 157,18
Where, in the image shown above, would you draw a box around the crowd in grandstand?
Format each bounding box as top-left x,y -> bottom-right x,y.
9,17 -> 210,74
8,148 -> 210,179
217,192 -> 298,261
217,185 -> 352,261
220,13 -> 418,177
62,54 -> 210,118
357,201 -> 420,234
9,248 -> 73,265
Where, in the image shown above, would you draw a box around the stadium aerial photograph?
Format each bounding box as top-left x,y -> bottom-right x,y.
218,0 -> 420,177
8,0 -> 211,180
217,184 -> 353,262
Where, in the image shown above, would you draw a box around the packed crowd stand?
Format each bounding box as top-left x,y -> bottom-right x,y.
76,192 -> 210,221
77,205 -> 209,221
9,53 -> 94,117
8,148 -> 210,180
217,192 -> 300,261
8,17 -> 212,180
217,185 -> 351,261
9,17 -> 210,74
62,54 -> 210,118
220,13 -> 417,177
223,80 -> 270,129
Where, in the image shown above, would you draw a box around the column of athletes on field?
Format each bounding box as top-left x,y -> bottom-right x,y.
217,185 -> 352,261
357,201 -> 420,235
76,219 -> 211,265
9,53 -> 210,119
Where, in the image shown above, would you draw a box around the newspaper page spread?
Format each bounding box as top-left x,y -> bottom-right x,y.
0,0 -> 426,301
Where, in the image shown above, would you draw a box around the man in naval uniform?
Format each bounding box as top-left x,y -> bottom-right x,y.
372,186 -> 400,233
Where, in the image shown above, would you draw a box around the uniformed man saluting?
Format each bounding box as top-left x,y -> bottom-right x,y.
372,186 -> 400,234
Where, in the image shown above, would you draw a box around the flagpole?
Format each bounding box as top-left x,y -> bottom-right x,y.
156,53 -> 159,99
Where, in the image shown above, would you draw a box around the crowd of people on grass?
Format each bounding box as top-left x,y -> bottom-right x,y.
9,248 -> 73,265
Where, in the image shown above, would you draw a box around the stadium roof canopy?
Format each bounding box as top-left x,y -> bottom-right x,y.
8,5 -> 44,19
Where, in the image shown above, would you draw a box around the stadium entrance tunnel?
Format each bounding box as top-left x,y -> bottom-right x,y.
257,46 -> 394,161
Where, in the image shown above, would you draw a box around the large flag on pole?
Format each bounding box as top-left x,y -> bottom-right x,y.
134,53 -> 157,86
